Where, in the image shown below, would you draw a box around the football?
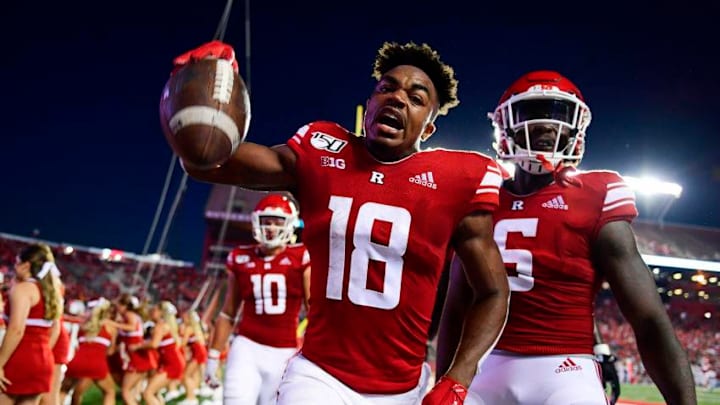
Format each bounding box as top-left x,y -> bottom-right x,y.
159,58 -> 250,169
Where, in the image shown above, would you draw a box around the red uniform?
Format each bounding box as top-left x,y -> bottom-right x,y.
52,317 -> 70,365
4,280 -> 54,395
157,333 -> 185,380
287,121 -> 502,394
118,312 -> 157,372
227,244 -> 310,348
187,334 -> 208,364
65,325 -> 113,380
493,170 -> 637,355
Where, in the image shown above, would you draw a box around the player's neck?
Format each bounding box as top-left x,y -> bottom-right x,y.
258,245 -> 286,257
505,168 -> 554,195
365,139 -> 419,162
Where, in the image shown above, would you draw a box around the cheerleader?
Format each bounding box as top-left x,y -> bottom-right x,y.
111,294 -> 156,405
180,310 -> 208,404
0,243 -> 63,404
129,301 -> 185,405
61,298 -> 117,405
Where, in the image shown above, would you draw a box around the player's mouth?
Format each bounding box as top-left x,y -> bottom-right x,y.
528,124 -> 561,152
375,107 -> 405,135
531,137 -> 557,152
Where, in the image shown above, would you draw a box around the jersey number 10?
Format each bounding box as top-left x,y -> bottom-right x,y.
249,274 -> 287,314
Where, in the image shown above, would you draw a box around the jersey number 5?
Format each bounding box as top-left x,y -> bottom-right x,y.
326,196 -> 411,310
494,218 -> 538,292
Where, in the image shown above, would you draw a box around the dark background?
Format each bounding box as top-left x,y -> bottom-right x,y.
3,0 -> 718,262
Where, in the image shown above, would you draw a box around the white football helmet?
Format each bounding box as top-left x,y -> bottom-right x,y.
491,70 -> 591,174
251,194 -> 298,249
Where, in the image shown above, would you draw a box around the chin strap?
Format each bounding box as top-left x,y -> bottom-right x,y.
536,155 -> 583,188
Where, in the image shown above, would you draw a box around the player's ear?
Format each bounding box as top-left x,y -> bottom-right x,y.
421,121 -> 436,142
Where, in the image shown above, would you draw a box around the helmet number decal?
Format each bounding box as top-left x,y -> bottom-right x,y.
249,273 -> 287,314
494,218 -> 538,292
326,196 -> 411,310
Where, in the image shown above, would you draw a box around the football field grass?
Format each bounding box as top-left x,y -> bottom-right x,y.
618,383 -> 720,405
79,383 -> 720,404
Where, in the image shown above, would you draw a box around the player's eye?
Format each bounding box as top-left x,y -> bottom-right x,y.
410,94 -> 425,105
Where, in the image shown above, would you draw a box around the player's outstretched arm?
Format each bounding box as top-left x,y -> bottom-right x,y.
167,41 -> 298,191
437,211 -> 510,387
183,143 -> 297,191
593,221 -> 697,405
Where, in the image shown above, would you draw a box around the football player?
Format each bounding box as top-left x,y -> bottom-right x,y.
436,71 -> 696,405
171,40 -> 510,405
205,194 -> 311,405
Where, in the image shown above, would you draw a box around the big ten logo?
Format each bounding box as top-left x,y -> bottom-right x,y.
321,156 -> 346,169
310,132 -> 348,153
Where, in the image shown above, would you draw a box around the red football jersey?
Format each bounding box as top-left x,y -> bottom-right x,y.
287,121 -> 502,394
227,243 -> 310,348
493,170 -> 638,355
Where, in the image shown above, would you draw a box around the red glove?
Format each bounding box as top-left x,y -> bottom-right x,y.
172,40 -> 238,73
422,376 -> 468,405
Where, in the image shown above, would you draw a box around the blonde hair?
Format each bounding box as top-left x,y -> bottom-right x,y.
19,243 -> 62,320
82,298 -> 112,338
160,301 -> 180,344
186,310 -> 205,346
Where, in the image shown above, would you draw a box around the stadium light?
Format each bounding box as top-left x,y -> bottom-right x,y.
642,254 -> 720,273
623,176 -> 683,198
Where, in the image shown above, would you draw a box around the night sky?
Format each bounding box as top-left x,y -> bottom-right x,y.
3,0 -> 719,263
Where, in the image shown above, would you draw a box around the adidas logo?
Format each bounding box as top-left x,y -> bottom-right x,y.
409,171 -> 437,189
554,357 -> 583,374
542,195 -> 568,210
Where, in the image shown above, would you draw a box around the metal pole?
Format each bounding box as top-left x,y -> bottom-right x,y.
141,173 -> 189,296
132,154 -> 177,286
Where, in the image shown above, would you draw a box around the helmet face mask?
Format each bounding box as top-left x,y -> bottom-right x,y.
251,195 -> 298,249
492,72 -> 591,174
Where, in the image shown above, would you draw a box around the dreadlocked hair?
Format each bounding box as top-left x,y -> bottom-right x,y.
372,41 -> 459,116
82,298 -> 112,339
19,243 -> 62,321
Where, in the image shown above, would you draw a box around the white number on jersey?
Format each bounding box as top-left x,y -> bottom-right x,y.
326,196 -> 411,310
249,273 -> 287,314
494,218 -> 538,292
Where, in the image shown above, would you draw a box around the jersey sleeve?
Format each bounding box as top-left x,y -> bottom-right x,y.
468,158 -> 502,213
225,250 -> 236,274
301,246 -> 311,266
226,247 -> 252,275
592,172 -> 638,238
287,121 -> 350,159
